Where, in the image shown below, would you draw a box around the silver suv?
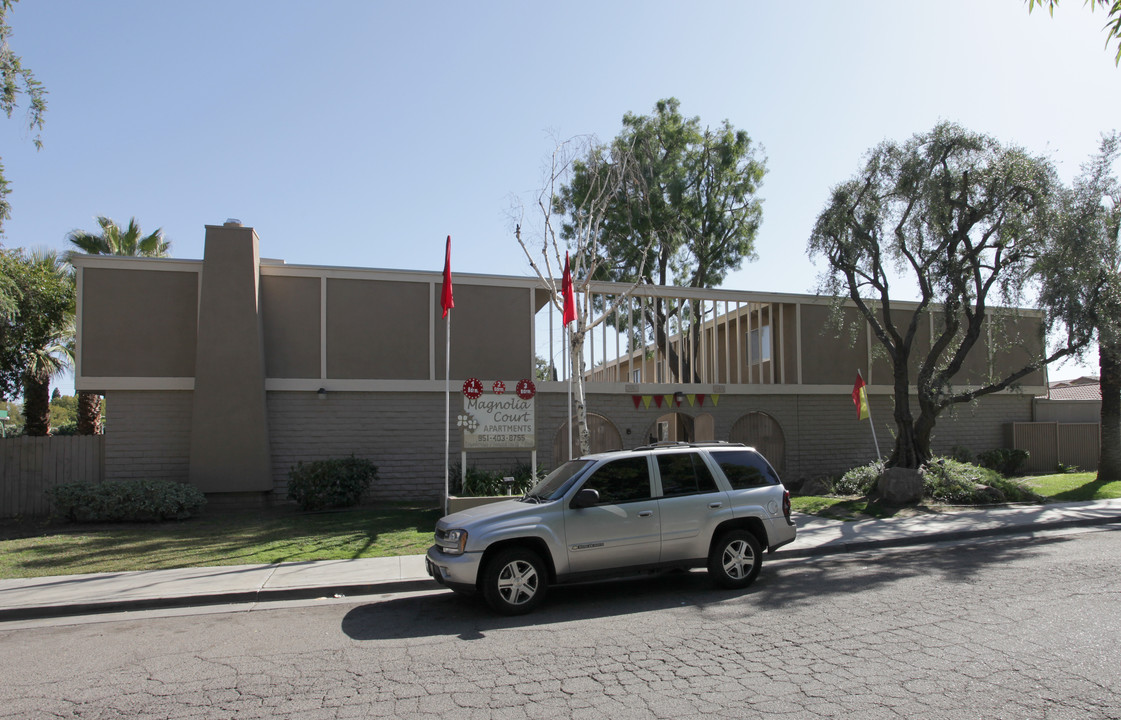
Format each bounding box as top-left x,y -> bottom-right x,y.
425,442 -> 796,615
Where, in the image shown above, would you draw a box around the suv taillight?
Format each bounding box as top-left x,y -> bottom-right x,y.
782,490 -> 792,523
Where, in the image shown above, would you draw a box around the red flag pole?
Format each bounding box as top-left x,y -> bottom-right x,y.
854,370 -> 881,459
562,253 -> 575,458
442,237 -> 454,515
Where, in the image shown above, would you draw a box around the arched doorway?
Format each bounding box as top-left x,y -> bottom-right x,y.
694,413 -> 715,442
553,412 -> 623,463
644,412 -> 695,444
729,411 -> 786,475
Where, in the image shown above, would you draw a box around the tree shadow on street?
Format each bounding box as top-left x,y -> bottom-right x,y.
341,533 -> 1075,641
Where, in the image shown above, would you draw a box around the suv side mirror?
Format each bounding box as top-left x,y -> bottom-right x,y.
570,488 -> 600,509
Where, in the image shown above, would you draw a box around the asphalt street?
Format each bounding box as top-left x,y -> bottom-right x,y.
1,525 -> 1119,719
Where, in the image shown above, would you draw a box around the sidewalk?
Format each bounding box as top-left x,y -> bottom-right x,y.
2,499 -> 1119,622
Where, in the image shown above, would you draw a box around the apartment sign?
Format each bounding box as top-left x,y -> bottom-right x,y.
459,380 -> 535,450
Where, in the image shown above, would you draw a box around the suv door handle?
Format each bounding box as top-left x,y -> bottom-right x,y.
709,502 -> 723,509
638,510 -> 654,517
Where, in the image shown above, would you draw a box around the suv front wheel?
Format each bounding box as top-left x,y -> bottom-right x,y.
708,530 -> 762,589
482,547 -> 548,615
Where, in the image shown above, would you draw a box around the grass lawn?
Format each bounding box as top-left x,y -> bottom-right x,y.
792,471 -> 1121,522
1020,471 -> 1121,501
0,503 -> 442,580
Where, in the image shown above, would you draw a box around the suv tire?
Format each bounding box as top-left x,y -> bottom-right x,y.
708,530 -> 762,589
482,547 -> 548,615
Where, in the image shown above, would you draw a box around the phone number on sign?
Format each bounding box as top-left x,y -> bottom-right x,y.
473,434 -> 531,444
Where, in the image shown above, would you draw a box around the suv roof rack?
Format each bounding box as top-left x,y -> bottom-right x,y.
631,441 -> 746,452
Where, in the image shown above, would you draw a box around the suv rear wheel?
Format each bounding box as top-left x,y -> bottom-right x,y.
482,547 -> 548,615
708,530 -> 762,589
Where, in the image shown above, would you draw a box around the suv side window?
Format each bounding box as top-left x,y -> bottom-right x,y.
712,450 -> 780,488
657,452 -> 719,497
583,457 -> 652,505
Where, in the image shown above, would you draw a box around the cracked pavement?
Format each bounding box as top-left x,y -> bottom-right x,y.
1,528 -> 1119,719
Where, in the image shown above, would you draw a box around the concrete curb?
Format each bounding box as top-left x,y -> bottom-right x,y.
0,578 -> 439,623
775,513 -> 1121,559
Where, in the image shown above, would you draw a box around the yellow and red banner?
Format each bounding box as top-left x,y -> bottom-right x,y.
852,373 -> 870,421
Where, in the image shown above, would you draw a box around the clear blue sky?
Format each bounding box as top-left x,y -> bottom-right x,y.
3,0 -> 1118,389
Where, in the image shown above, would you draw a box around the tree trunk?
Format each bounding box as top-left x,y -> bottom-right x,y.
888,365 -> 934,469
646,301 -> 701,384
570,329 -> 591,457
77,391 -> 102,435
22,375 -> 51,436
1098,341 -> 1121,481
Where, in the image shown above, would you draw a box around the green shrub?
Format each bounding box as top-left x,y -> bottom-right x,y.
976,448 -> 1029,477
52,420 -> 79,436
834,457 -> 1042,505
834,460 -> 884,496
449,462 -> 538,497
922,458 -> 1041,504
287,456 -> 378,511
48,479 -> 207,522
949,445 -> 974,464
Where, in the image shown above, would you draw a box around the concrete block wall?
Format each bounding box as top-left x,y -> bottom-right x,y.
102,388 -> 1033,502
268,391 -> 451,501
104,390 -> 193,483
557,390 -> 1033,483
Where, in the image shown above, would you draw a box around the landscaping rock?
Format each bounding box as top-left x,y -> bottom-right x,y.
877,467 -> 924,505
972,484 -> 1006,504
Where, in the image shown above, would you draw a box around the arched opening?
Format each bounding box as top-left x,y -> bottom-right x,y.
729,411 -> 786,475
694,413 -> 715,442
644,412 -> 695,444
552,412 -> 623,464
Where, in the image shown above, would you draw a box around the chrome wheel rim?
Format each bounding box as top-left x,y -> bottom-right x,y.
497,559 -> 539,606
722,539 -> 754,580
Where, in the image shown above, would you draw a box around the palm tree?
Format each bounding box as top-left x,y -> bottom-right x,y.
22,333 -> 70,436
66,216 -> 169,258
66,216 -> 170,435
9,249 -> 74,436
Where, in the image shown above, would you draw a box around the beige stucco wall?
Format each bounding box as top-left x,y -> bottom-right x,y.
326,278 -> 431,380
81,266 -> 199,379
800,304 -> 867,385
261,275 -> 321,378
436,284 -> 533,381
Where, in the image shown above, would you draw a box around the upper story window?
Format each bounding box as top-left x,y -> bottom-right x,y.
747,325 -> 771,365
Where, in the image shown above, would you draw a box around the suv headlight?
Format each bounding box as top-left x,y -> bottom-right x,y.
442,528 -> 468,555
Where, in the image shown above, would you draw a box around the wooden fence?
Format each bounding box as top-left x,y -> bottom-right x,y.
0,436 -> 104,518
1011,422 -> 1100,473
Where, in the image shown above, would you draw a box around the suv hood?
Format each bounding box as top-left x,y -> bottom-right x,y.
439,498 -> 553,530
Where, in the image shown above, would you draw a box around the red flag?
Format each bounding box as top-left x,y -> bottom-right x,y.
441,235 -> 454,318
852,373 -> 870,421
562,252 -> 576,326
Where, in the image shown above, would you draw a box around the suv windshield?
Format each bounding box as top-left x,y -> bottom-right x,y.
523,459 -> 593,502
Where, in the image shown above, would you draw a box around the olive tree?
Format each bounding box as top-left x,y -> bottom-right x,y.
0,0 -> 46,236
809,122 -> 1087,468
1027,0 -> 1121,64
1036,133 -> 1121,479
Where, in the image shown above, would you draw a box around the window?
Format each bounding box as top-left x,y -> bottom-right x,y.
711,450 -> 780,489
657,453 -> 719,497
747,326 -> 772,364
583,457 -> 651,505
632,369 -> 642,383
